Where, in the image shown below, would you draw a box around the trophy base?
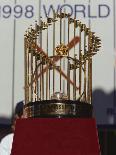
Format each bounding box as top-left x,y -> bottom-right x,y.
24,100 -> 93,118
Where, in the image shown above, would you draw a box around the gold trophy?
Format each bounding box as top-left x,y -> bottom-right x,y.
24,11 -> 101,118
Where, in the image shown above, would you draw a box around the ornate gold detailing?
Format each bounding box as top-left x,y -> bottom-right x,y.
24,11 -> 101,108
51,92 -> 68,100
24,103 -> 75,117
55,43 -> 69,56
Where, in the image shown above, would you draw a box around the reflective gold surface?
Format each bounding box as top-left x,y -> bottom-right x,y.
24,11 -> 101,117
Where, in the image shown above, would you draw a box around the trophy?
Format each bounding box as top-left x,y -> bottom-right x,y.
11,10 -> 101,155
24,11 -> 101,118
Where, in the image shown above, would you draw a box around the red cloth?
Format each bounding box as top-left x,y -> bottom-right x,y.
11,118 -> 100,155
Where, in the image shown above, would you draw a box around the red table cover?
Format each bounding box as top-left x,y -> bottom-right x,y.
11,118 -> 100,155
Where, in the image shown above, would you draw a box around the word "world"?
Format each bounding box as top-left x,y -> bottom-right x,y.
43,4 -> 110,18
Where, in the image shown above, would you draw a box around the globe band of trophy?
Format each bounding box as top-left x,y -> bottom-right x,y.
24,11 -> 101,118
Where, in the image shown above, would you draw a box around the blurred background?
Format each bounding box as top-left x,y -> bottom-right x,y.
0,0 -> 116,154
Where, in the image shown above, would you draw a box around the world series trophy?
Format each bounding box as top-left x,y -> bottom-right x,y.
24,11 -> 101,118
11,11 -> 101,155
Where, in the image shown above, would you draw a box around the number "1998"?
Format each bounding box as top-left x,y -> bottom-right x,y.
0,5 -> 34,19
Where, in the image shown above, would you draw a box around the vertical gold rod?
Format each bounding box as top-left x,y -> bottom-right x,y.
27,38 -> 29,103
26,30 -> 29,103
35,53 -> 38,101
42,62 -> 44,100
33,25 -> 37,101
89,32 -> 93,104
73,19 -> 76,100
87,60 -> 90,103
40,29 -> 42,100
63,10 -> 66,94
60,14 -> 62,92
53,11 -> 55,94
49,68 -> 51,99
31,37 -> 33,102
35,34 -> 38,101
90,58 -> 92,104
34,46 -> 36,101
38,56 -> 41,100
87,32 -> 91,103
24,36 -> 28,104
67,16 -> 70,99
79,28 -> 82,99
46,27 -> 48,100
40,28 -> 44,100
73,57 -> 76,100
84,28 -> 87,101
87,35 -> 89,103
37,32 -> 40,101
27,39 -> 30,102
67,59 -> 70,99
40,58 -> 42,100
68,16 -> 70,57
74,19 -> 76,56
36,34 -> 40,101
